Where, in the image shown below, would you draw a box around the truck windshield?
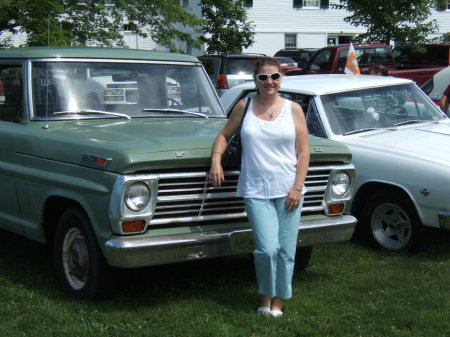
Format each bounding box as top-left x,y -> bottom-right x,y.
320,84 -> 447,136
30,61 -> 224,120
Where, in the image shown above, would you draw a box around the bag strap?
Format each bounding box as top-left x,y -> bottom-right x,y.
238,97 -> 251,133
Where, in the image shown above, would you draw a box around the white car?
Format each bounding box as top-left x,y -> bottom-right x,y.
421,65 -> 450,109
220,74 -> 450,252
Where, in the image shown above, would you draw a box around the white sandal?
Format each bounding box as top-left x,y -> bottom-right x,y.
257,307 -> 271,315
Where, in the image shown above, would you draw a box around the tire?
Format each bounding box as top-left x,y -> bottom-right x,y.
359,190 -> 428,252
54,207 -> 118,299
294,246 -> 313,271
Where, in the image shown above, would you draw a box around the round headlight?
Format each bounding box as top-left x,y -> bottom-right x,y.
331,172 -> 351,197
125,182 -> 151,212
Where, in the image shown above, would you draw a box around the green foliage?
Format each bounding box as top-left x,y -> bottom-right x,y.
434,0 -> 449,11
333,0 -> 439,47
430,32 -> 450,44
200,0 -> 255,54
0,0 -> 202,51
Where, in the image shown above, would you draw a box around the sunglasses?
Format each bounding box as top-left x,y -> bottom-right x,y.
256,72 -> 281,82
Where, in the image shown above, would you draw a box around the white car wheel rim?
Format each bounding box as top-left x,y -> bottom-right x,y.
371,202 -> 412,250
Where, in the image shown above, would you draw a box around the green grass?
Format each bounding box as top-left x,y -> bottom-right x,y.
0,229 -> 449,337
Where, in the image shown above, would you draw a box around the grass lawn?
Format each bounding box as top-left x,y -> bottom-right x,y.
0,229 -> 449,337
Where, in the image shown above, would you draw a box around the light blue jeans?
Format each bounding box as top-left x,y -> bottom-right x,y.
245,196 -> 303,300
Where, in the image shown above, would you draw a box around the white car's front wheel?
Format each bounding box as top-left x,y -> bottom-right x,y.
360,190 -> 428,252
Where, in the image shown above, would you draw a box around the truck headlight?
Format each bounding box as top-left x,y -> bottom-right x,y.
125,182 -> 151,212
331,172 -> 351,197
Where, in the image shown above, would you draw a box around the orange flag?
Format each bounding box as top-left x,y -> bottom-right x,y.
344,43 -> 360,75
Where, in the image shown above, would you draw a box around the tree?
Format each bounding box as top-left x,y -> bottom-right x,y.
0,0 -> 202,51
333,0 -> 439,48
200,0 -> 255,54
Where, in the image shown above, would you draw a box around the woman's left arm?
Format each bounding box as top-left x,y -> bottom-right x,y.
286,101 -> 310,211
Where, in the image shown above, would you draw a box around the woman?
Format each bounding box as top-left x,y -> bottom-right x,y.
209,57 -> 310,317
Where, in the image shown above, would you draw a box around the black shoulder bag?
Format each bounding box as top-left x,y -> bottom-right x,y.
221,98 -> 251,169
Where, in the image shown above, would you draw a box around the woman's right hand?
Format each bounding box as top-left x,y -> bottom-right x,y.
209,159 -> 225,187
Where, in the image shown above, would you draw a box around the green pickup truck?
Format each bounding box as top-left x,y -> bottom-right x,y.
0,47 -> 357,299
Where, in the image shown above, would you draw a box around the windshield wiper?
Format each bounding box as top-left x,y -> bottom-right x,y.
343,128 -> 378,136
393,120 -> 421,127
142,108 -> 208,119
53,109 -> 131,120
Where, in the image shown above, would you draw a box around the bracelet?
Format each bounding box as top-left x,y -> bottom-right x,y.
294,186 -> 303,192
212,151 -> 222,156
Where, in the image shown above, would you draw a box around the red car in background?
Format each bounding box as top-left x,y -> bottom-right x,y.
275,56 -> 298,72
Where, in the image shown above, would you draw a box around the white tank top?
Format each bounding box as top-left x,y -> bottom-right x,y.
236,98 -> 300,199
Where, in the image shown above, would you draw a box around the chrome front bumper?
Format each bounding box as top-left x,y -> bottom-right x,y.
104,215 -> 357,268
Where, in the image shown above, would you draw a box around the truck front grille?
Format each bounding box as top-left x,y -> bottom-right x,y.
148,165 -> 334,226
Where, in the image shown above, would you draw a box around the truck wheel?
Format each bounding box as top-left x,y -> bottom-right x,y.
294,246 -> 313,271
359,190 -> 427,252
54,207 -> 118,299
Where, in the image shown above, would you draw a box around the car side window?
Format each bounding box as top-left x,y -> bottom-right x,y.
375,47 -> 392,65
201,59 -> 214,77
336,50 -> 349,68
0,65 -> 23,122
306,99 -> 326,138
309,50 -> 331,70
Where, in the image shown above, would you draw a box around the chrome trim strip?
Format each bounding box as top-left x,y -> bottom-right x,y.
104,215 -> 357,268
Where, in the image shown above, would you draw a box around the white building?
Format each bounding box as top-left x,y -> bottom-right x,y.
240,0 -> 450,56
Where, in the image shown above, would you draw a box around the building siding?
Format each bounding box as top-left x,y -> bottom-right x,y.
243,0 -> 450,56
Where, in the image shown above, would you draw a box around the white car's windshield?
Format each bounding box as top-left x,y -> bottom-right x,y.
31,61 -> 224,120
319,84 -> 446,136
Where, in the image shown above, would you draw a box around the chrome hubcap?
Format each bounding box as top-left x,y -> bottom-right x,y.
62,228 -> 89,290
371,203 -> 412,250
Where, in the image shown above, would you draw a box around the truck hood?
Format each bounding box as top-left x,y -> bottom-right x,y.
22,118 -> 226,173
22,118 -> 352,174
342,121 -> 450,164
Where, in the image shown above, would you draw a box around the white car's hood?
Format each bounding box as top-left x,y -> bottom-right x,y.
342,121 -> 450,163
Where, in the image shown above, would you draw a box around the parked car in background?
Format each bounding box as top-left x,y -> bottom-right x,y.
220,74 -> 450,253
198,53 -> 265,96
421,66 -> 450,108
287,44 -> 442,85
274,48 -> 318,69
394,44 -> 450,69
274,56 -> 298,72
289,44 -> 396,75
0,47 -> 358,299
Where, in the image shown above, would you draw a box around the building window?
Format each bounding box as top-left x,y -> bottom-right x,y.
284,34 -> 297,48
293,0 -> 329,8
243,0 -> 253,7
303,0 -> 319,7
181,0 -> 189,8
123,23 -> 131,32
